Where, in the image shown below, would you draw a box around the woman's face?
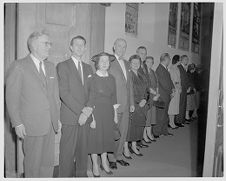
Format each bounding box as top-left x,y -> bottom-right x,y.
145,58 -> 154,69
98,55 -> 110,71
130,58 -> 141,71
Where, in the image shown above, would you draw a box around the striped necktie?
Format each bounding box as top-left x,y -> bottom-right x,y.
78,61 -> 83,84
39,61 -> 47,86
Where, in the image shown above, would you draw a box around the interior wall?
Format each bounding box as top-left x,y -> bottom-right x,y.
104,3 -> 201,70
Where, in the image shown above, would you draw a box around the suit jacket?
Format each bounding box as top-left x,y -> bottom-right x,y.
148,69 -> 158,106
155,64 -> 174,103
109,59 -> 134,113
177,64 -> 190,92
57,58 -> 93,125
6,55 -> 60,136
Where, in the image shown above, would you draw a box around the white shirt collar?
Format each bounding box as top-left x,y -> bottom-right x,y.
30,53 -> 46,75
161,63 -> 167,70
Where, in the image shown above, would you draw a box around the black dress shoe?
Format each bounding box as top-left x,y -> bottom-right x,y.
133,152 -> 143,156
153,135 -> 160,138
100,164 -> 113,175
138,143 -> 149,148
143,139 -> 152,144
109,161 -> 117,169
123,153 -> 132,159
93,174 -> 100,177
166,133 -> 174,136
116,159 -> 130,166
175,123 -> 184,127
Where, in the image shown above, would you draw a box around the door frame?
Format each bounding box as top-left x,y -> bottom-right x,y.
202,3 -> 223,176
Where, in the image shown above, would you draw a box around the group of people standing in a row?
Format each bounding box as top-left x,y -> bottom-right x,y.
5,30 -> 199,178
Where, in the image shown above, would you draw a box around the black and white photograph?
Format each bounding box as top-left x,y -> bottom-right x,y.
1,0 -> 224,179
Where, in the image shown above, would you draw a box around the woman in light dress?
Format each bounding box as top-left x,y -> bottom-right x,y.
168,55 -> 181,128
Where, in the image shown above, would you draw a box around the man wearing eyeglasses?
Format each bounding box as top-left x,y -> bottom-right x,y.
5,30 -> 61,177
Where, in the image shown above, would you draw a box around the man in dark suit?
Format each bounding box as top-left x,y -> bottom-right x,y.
108,38 -> 135,169
57,36 -> 93,177
153,53 -> 175,137
6,30 -> 61,177
175,55 -> 191,126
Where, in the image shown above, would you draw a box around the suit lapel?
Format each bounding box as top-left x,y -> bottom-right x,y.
113,60 -> 127,82
26,55 -> 47,92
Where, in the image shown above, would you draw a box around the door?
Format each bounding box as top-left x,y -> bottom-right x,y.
5,3 -> 105,176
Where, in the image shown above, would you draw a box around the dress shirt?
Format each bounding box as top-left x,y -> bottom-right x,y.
30,54 -> 46,75
115,54 -> 127,81
71,56 -> 84,84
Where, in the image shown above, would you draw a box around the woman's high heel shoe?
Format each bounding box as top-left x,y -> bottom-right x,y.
100,164 -> 113,175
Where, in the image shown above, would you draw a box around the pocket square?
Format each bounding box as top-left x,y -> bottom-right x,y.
50,77 -> 55,79
88,74 -> 92,78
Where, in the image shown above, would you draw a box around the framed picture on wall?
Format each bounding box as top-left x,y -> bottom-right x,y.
125,3 -> 139,36
192,3 -> 201,54
168,3 -> 178,48
179,3 -> 191,51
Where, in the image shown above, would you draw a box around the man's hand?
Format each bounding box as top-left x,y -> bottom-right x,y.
153,93 -> 160,101
78,113 -> 88,126
82,107 -> 93,117
150,88 -> 157,95
130,105 -> 135,113
139,99 -> 146,107
90,120 -> 96,129
15,124 -> 26,139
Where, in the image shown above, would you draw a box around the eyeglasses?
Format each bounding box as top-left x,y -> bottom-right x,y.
40,41 -> 53,47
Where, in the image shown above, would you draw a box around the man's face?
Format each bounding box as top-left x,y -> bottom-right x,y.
33,34 -> 52,60
182,57 -> 189,66
165,56 -> 171,67
70,38 -> 86,58
114,39 -> 127,58
137,48 -> 147,62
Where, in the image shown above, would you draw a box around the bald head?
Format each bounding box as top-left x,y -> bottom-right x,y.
113,38 -> 127,59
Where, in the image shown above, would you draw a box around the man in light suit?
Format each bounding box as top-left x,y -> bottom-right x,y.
57,36 -> 93,177
5,30 -> 61,177
108,38 -> 135,169
175,55 -> 191,127
153,53 -> 175,137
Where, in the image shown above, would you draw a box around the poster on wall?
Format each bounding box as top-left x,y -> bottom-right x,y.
192,3 -> 201,54
179,3 -> 191,51
168,3 -> 178,48
125,3 -> 139,36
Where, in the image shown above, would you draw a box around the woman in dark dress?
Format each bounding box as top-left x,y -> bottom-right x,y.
86,52 -> 119,177
127,55 -> 148,156
144,56 -> 160,141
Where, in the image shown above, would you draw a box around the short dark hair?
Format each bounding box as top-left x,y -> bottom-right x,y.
172,55 -> 180,65
145,56 -> 154,64
181,55 -> 188,61
160,53 -> 170,63
129,54 -> 142,64
70,35 -> 86,46
136,46 -> 147,53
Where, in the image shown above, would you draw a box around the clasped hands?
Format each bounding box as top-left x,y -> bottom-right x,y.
78,107 -> 93,126
139,99 -> 146,107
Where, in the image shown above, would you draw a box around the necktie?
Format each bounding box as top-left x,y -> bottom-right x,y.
77,61 -> 83,84
39,61 -> 46,86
